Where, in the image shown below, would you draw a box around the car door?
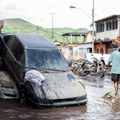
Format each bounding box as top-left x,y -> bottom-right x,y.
13,42 -> 25,83
2,35 -> 25,85
3,35 -> 19,74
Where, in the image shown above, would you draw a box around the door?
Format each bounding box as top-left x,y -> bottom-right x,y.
13,42 -> 25,83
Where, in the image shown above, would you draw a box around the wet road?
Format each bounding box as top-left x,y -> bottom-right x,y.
1,75 -> 120,120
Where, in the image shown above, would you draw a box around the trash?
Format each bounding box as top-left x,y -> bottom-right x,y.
24,70 -> 45,85
101,92 -> 114,99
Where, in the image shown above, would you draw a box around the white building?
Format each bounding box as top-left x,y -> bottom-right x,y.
95,15 -> 120,54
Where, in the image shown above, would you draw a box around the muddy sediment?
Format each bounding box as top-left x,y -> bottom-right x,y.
0,63 -> 120,119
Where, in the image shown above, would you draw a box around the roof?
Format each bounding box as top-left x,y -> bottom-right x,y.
95,15 -> 120,23
94,39 -> 112,43
4,33 -> 56,49
62,32 -> 88,36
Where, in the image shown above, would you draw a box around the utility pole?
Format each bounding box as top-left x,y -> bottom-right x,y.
92,0 -> 95,53
50,13 -> 56,40
69,4 -> 95,53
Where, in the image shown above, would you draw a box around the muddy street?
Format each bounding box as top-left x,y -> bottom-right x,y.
1,74 -> 120,120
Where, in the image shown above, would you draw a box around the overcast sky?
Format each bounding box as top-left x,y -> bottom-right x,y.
0,0 -> 120,29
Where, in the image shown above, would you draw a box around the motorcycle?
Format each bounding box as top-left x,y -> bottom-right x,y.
69,59 -> 84,75
80,57 -> 105,78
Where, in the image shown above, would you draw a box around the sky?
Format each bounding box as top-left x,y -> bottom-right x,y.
0,0 -> 120,29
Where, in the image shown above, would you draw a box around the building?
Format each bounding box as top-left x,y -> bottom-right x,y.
0,20 -> 4,32
95,15 -> 120,54
62,31 -> 93,60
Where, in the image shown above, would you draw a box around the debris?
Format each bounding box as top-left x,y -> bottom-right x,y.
0,71 -> 18,99
101,92 -> 114,99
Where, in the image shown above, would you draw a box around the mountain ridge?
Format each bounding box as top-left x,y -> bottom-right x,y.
3,18 -> 88,43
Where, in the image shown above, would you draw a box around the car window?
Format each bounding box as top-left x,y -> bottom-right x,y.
19,53 -> 25,66
26,48 -> 69,71
14,43 -> 24,64
4,35 -> 19,54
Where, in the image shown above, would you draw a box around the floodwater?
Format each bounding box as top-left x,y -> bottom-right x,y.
1,74 -> 120,120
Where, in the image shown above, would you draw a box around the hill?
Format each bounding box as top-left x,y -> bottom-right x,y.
3,18 -> 88,43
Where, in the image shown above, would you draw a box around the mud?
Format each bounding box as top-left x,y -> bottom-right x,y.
0,74 -> 120,120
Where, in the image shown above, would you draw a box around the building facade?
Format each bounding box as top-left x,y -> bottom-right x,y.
62,31 -> 93,60
95,15 -> 120,54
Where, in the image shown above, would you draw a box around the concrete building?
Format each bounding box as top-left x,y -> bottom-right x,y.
62,31 -> 93,60
95,15 -> 120,54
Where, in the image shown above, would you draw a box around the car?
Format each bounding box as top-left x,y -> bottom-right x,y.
0,33 -> 87,108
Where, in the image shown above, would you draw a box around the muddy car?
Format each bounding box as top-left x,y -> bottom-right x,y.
0,33 -> 87,108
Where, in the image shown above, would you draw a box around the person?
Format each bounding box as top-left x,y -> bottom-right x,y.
106,47 -> 120,98
111,39 -> 120,50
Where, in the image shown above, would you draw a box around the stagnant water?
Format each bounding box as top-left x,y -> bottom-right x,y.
1,75 -> 120,120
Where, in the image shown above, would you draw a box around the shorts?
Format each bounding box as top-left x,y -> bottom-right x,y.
111,73 -> 120,82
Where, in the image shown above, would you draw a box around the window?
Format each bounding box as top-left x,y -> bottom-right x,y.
14,43 -> 24,63
113,20 -> 118,30
96,22 -> 104,33
96,19 -> 118,32
69,47 -> 73,56
4,35 -> 20,58
26,48 -> 69,71
106,19 -> 118,31
4,35 -> 19,54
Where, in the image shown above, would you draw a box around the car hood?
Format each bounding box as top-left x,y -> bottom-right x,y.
36,71 -> 87,100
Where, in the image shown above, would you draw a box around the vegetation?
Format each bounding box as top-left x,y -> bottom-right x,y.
3,18 -> 88,43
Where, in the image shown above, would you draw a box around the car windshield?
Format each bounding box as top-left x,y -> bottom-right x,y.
26,48 -> 69,71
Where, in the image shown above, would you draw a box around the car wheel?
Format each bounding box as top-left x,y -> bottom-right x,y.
19,88 -> 27,105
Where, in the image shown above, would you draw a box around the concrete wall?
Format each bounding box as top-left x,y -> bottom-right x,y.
96,29 -> 118,40
86,53 -> 110,65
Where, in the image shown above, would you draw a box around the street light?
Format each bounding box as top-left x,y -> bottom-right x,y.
69,6 -> 76,9
69,6 -> 91,19
69,0 -> 95,53
92,0 -> 95,53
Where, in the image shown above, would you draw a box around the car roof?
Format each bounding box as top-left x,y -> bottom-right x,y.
3,33 -> 56,49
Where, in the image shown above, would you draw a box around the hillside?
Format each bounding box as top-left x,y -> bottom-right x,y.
3,18 -> 88,43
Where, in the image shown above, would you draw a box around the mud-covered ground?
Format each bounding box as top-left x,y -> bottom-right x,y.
0,57 -> 118,120
1,73 -> 120,120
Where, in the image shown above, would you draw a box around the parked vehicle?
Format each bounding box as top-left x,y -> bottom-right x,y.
0,33 -> 87,108
80,57 -> 105,78
69,59 -> 84,75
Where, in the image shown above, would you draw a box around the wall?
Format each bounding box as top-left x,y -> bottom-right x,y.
96,29 -> 118,40
86,53 -> 110,65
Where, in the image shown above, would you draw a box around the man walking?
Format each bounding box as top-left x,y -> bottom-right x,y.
106,48 -> 120,98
